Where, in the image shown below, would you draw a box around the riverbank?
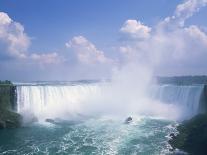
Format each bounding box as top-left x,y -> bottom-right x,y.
169,114 -> 207,155
0,81 -> 22,129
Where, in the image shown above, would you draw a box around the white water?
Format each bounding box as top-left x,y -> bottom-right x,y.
16,84 -> 102,121
149,84 -> 204,118
16,83 -> 204,121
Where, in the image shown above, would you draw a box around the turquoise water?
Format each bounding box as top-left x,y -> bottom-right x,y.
1,81 -> 201,154
0,117 -> 176,155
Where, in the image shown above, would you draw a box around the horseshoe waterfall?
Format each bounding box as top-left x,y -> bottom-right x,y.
0,81 -> 206,154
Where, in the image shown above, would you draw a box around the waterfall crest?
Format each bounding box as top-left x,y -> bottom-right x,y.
16,83 -> 204,120
17,84 -> 101,120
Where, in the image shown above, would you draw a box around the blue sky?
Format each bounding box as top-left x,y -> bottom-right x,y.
0,0 -> 181,51
0,0 -> 207,81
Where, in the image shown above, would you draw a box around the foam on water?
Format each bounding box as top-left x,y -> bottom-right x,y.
0,117 -> 177,155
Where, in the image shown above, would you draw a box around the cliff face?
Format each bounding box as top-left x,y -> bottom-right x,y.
0,85 -> 16,109
198,85 -> 207,114
169,85 -> 207,154
0,84 -> 22,129
203,85 -> 207,111
169,114 -> 207,155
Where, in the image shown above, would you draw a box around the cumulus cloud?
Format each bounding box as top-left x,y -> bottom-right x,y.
66,36 -> 112,64
120,20 -> 151,40
1,0 -> 207,80
119,0 -> 207,75
0,12 -> 64,65
0,12 -> 30,58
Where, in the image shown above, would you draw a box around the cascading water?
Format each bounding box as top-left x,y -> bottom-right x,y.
16,82 -> 204,121
16,84 -> 102,120
1,82 -> 205,154
149,84 -> 204,118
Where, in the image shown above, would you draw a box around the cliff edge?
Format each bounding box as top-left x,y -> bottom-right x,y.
169,114 -> 207,155
0,81 -> 22,129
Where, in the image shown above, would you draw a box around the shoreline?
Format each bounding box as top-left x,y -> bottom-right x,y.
169,114 -> 207,154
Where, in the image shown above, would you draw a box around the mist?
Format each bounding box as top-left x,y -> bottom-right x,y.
15,0 -> 207,123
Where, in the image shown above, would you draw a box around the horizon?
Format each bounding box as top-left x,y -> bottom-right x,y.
1,75 -> 206,83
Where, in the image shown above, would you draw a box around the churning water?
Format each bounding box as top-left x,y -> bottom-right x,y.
0,116 -> 177,155
0,81 -> 205,154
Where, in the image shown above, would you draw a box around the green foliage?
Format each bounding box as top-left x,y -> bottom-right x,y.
0,80 -> 12,86
169,114 -> 207,155
0,83 -> 22,129
0,109 -> 22,128
0,87 -> 12,110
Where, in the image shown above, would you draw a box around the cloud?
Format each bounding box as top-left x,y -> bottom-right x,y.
30,52 -> 65,65
118,0 -> 207,75
1,0 -> 207,80
0,12 -> 64,65
120,20 -> 151,40
0,12 -> 30,59
160,0 -> 207,28
175,0 -> 207,26
66,36 -> 112,64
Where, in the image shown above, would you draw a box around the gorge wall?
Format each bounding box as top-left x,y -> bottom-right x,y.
0,84 -> 21,128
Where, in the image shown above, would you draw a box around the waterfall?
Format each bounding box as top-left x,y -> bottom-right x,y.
16,83 -> 205,121
16,84 -> 101,120
149,84 -> 204,117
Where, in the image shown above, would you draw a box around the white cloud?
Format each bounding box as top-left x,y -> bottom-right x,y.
0,12 -> 65,65
175,0 -> 207,23
0,12 -> 12,25
30,52 -> 65,65
1,0 -> 207,80
0,12 -> 30,58
118,0 -> 207,75
120,20 -> 151,40
66,36 -> 112,64
161,0 -> 207,28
